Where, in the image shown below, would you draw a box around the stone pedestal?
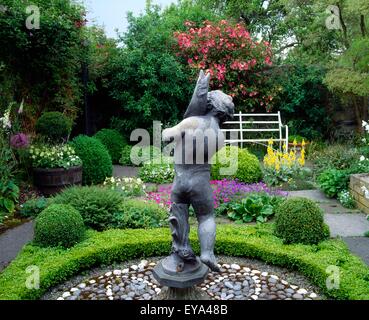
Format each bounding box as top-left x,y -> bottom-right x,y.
349,173 -> 369,214
153,256 -> 209,300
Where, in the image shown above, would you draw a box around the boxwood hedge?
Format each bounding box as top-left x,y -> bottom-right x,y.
0,224 -> 368,300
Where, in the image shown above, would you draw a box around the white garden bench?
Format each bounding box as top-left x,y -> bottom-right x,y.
221,111 -> 289,151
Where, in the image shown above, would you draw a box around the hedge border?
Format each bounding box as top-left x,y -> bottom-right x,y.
0,224 -> 369,300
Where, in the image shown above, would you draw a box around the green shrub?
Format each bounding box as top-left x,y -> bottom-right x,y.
311,145 -> 360,174
20,197 -> 48,218
317,168 -> 349,198
0,180 -> 19,216
94,129 -> 126,164
52,186 -> 124,231
130,145 -> 161,166
70,135 -> 112,185
111,199 -> 168,229
35,112 -> 72,142
34,204 -> 85,248
338,190 -> 356,209
211,146 -> 262,183
138,157 -> 174,184
275,197 -> 330,245
289,135 -> 308,143
120,145 -> 133,166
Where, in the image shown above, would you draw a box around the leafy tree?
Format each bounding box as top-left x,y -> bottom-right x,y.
108,0 -> 220,135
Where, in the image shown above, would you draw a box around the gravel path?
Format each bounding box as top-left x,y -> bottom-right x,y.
0,220 -> 34,272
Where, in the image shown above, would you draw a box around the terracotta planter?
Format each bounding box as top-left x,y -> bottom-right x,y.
33,166 -> 82,196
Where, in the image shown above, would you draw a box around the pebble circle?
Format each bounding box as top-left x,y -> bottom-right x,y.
55,260 -> 320,301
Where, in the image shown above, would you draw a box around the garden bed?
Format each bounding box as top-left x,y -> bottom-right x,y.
0,224 -> 368,300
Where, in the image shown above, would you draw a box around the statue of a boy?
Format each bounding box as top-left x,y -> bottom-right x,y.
162,70 -> 234,272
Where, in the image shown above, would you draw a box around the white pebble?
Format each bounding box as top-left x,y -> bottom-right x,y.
70,288 -> 79,292
122,269 -> 129,274
243,267 -> 251,272
297,288 -> 308,295
155,288 -> 161,294
271,275 -> 279,280
251,270 -> 261,275
210,282 -> 215,285
62,292 -> 71,298
131,265 -> 138,270
252,276 -> 259,281
236,273 -> 242,276
105,272 -> 112,277
108,296 -> 114,300
222,264 -> 230,269
251,295 -> 258,300
281,280 -> 288,285
89,280 -> 96,284
290,285 -> 298,290
230,264 -> 241,270
309,293 -> 318,298
113,270 -> 121,276
78,283 -> 86,289
254,280 -> 261,284
57,297 -> 64,300
202,287 -> 207,291
149,262 -> 156,267
261,272 -> 268,277
106,290 -> 113,296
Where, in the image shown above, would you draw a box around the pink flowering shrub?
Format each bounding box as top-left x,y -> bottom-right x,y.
174,20 -> 274,112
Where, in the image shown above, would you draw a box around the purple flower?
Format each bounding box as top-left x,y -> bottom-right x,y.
10,133 -> 29,149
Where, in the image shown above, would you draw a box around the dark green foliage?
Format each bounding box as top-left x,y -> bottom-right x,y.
35,112 -> 72,142
108,2 -> 220,135
34,204 -> 85,249
211,146 -> 263,183
0,0 -> 86,116
311,144 -> 360,174
317,169 -> 350,198
218,193 -> 284,223
270,65 -> 331,140
52,186 -> 124,231
70,135 -> 112,185
1,224 -> 369,300
275,197 -> 330,245
94,129 -> 126,164
120,145 -> 133,166
0,180 -> 19,216
19,197 -> 48,218
111,199 -> 168,229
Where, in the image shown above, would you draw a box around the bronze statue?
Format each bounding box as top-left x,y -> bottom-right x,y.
162,70 -> 234,274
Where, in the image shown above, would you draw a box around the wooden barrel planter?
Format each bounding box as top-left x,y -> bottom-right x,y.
33,166 -> 82,196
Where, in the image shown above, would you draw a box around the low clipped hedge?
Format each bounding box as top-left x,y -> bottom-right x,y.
0,224 -> 369,300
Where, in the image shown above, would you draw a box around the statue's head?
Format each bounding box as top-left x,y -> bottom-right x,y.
206,90 -> 235,124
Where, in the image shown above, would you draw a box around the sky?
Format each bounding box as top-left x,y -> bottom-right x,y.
83,0 -> 177,39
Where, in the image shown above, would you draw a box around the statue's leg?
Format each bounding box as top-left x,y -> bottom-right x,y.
169,203 -> 196,263
192,186 -> 220,272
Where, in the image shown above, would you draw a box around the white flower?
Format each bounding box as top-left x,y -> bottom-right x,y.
360,156 -> 366,162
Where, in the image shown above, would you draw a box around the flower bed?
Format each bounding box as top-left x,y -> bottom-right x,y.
0,224 -> 369,300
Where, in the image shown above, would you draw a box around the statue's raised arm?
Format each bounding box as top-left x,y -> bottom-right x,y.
183,70 -> 211,119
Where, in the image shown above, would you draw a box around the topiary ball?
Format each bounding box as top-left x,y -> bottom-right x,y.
274,197 -> 330,245
35,112 -> 72,142
94,129 -> 126,164
211,146 -> 262,183
70,135 -> 113,185
34,204 -> 85,248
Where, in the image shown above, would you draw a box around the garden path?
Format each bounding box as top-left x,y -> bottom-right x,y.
0,220 -> 34,272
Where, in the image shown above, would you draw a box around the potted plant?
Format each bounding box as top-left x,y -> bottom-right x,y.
30,144 -> 83,196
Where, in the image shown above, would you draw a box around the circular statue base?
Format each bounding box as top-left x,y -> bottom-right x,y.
153,255 -> 209,289
153,286 -> 210,300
